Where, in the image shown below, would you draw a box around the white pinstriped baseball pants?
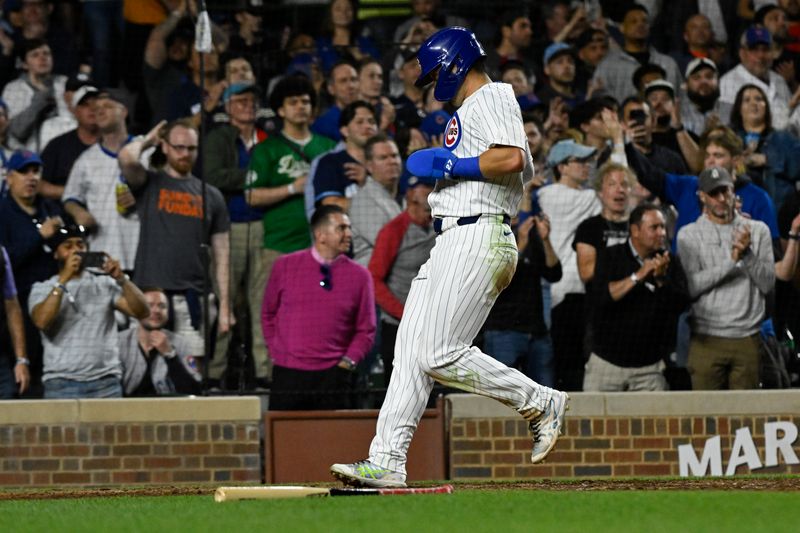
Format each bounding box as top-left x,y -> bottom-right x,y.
368,217 -> 554,476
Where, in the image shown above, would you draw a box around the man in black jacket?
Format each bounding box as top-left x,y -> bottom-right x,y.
584,203 -> 689,391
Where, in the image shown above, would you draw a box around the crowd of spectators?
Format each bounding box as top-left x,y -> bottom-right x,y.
1,0 -> 800,405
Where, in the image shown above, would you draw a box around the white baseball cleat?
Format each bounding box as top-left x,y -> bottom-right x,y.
530,391 -> 569,464
330,460 -> 407,488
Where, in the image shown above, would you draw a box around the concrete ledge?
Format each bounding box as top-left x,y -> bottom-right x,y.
0,397 -> 262,425
0,400 -> 79,424
448,390 -> 800,418
79,397 -> 262,422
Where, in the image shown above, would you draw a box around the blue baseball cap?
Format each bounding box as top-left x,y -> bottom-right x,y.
419,110 -> 450,140
7,150 -> 43,171
546,140 -> 597,168
543,42 -> 575,65
741,26 -> 771,48
223,82 -> 260,103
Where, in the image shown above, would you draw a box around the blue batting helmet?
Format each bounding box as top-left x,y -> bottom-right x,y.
415,27 -> 486,102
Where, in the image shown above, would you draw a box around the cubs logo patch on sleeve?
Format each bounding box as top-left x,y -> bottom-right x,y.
444,114 -> 461,150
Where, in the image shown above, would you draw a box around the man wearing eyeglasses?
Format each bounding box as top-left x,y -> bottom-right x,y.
0,150 -> 64,396
677,167 -> 774,390
262,204 -> 376,410
118,118 -> 232,360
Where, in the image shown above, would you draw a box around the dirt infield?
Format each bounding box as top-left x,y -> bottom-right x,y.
2,477 -> 799,500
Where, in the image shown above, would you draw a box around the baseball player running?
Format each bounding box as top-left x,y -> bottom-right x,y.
331,27 -> 569,488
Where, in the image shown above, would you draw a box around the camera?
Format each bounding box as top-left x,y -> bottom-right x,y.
630,109 -> 647,126
77,251 -> 107,269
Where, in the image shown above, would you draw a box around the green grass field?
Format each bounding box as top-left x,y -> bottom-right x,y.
2,490 -> 799,533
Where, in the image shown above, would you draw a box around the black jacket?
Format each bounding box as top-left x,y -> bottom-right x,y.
590,241 -> 690,367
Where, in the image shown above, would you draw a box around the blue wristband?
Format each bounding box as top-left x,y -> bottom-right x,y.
452,156 -> 483,179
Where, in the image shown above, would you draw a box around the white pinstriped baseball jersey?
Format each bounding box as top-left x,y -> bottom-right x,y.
428,82 -> 534,218
363,79 -> 557,479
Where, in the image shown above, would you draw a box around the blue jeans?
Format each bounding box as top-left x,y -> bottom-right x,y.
44,375 -> 122,399
483,330 -> 555,388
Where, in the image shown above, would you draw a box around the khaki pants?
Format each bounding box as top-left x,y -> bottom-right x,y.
582,353 -> 667,392
687,333 -> 761,390
209,222 -> 281,381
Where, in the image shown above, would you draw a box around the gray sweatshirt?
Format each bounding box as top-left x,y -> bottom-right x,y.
677,214 -> 774,337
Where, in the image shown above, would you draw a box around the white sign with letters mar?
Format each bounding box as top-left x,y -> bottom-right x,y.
678,421 -> 800,477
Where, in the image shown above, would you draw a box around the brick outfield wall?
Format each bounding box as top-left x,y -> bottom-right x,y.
0,398 -> 263,487
0,422 -> 261,486
449,415 -> 800,479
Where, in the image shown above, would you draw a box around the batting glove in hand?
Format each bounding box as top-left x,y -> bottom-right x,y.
407,148 -> 483,180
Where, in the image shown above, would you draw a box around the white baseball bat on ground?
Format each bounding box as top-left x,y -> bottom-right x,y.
214,485 -> 454,501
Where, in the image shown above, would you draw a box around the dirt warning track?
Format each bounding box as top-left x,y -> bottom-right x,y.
2,477 -> 799,501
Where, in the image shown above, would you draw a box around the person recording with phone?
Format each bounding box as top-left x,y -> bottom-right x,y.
28,224 -> 148,399
620,96 -> 688,176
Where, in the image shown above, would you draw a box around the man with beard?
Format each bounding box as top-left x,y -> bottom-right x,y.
720,26 -> 793,131
62,90 -> 140,273
118,287 -> 202,396
262,204 -> 375,410
680,58 -> 732,137
28,224 -> 148,398
119,119 -> 232,359
643,79 -> 703,172
677,167 -> 774,390
537,43 -> 584,110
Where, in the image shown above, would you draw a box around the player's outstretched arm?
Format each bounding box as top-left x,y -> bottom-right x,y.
407,146 -> 524,181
